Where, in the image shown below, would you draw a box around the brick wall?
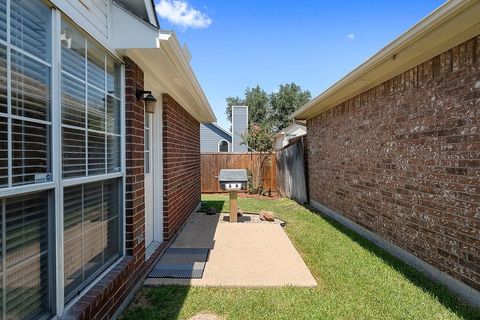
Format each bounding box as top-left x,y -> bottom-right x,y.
163,94 -> 201,240
62,57 -> 167,320
307,36 -> 480,291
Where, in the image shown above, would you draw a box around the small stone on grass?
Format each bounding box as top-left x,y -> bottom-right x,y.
259,210 -> 275,222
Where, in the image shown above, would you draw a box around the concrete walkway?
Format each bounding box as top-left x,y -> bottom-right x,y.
145,212 -> 317,287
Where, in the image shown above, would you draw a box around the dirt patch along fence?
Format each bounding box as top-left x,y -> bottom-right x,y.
275,137 -> 308,203
201,153 -> 276,194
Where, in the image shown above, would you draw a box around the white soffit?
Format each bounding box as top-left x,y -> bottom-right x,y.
111,2 -> 159,49
293,0 -> 480,120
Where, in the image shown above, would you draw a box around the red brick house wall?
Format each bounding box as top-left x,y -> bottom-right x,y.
162,94 -> 202,240
307,36 -> 480,291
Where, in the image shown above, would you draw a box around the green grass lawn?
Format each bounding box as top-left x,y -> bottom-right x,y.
123,194 -> 480,320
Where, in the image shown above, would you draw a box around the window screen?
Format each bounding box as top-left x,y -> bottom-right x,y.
63,179 -> 120,300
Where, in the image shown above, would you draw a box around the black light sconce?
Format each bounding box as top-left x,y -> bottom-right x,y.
137,89 -> 157,113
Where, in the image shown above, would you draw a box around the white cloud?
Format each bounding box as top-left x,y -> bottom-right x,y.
346,33 -> 356,40
155,0 -> 212,29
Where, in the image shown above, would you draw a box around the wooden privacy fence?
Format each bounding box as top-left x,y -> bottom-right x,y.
201,153 -> 276,194
276,137 -> 308,203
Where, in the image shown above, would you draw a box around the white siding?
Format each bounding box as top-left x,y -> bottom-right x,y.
201,123 -> 231,153
52,0 -> 110,48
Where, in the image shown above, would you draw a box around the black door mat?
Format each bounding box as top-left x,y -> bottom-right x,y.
148,248 -> 210,279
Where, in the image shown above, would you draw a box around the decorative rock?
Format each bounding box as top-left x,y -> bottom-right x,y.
259,210 -> 275,222
205,207 -> 217,215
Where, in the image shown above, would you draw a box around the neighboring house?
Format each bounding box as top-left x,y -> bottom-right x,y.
293,0 -> 480,306
275,122 -> 307,149
0,1 -> 215,319
231,105 -> 249,152
200,123 -> 232,152
201,105 -> 248,152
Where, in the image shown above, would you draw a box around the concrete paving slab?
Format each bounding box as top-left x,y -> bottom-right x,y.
145,212 -> 317,287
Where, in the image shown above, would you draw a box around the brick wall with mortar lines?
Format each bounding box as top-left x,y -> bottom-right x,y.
62,57 -> 167,320
162,93 -> 201,240
306,36 -> 480,291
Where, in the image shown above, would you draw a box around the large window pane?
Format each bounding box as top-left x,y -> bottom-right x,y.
11,51 -> 51,121
84,182 -> 102,230
0,45 -> 6,114
83,225 -> 103,280
87,40 -> 105,90
64,185 -> 82,240
62,127 -> 86,178
106,56 -> 121,97
103,217 -> 119,263
63,180 -> 121,300
88,131 -> 105,175
61,16 -> 122,180
87,87 -> 105,131
107,135 -> 120,173
63,185 -> 83,298
61,19 -> 86,80
0,116 -> 7,187
12,119 -> 49,186
3,191 -> 50,319
107,96 -> 120,134
62,74 -> 85,128
63,238 -> 82,298
10,0 -> 51,62
0,0 -> 6,41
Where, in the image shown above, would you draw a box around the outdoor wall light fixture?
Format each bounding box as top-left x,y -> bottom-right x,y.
137,90 -> 158,113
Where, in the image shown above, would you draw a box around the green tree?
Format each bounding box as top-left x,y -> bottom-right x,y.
225,96 -> 244,125
241,124 -> 275,195
244,85 -> 270,125
226,85 -> 270,126
270,83 -> 311,131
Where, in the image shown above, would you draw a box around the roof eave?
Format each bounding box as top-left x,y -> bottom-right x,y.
159,31 -> 217,123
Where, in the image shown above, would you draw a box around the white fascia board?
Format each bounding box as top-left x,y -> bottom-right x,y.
111,2 -> 160,49
144,0 -> 159,28
292,0 -> 480,120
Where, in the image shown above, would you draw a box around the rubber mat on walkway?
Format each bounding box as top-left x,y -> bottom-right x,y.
148,248 -> 209,279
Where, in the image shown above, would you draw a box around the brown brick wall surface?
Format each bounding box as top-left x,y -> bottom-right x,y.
163,93 -> 202,240
307,36 -> 480,291
62,57 -> 166,320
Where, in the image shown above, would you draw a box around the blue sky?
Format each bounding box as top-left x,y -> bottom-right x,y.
154,0 -> 445,131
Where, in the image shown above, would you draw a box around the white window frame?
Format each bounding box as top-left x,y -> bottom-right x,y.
0,2 -> 126,318
55,11 -> 127,317
217,139 -> 229,152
